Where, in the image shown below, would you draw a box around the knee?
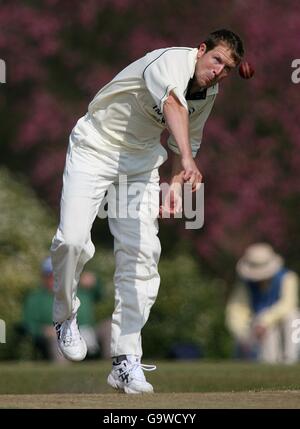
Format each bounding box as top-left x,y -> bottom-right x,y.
64,239 -> 85,252
51,234 -> 86,255
151,236 -> 161,263
142,236 -> 161,264
127,240 -> 161,266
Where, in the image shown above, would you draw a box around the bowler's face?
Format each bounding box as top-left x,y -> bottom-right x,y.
194,43 -> 237,89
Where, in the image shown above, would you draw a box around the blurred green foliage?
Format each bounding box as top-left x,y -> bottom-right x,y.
0,168 -> 55,359
0,168 -> 231,359
143,243 -> 233,359
87,242 -> 233,360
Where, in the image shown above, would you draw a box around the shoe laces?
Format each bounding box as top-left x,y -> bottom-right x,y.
117,360 -> 156,382
55,314 -> 81,347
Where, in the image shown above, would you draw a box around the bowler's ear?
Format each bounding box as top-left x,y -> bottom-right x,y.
197,43 -> 207,57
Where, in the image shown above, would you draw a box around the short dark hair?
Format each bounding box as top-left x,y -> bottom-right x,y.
203,29 -> 244,64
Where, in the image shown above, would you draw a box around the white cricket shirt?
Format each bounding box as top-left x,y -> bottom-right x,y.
88,47 -> 218,157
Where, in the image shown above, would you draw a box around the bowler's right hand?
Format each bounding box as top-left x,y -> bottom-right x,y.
159,183 -> 182,217
181,156 -> 203,191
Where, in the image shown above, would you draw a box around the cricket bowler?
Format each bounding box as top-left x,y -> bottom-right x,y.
50,29 -> 244,394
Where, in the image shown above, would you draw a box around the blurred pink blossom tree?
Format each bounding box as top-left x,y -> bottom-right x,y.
1,0 -> 300,275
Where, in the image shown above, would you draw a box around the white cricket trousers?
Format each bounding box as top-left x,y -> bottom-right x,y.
50,115 -> 167,358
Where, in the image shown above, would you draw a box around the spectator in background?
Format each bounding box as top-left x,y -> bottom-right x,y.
76,270 -> 111,359
21,256 -> 65,362
21,257 -> 111,361
226,243 -> 300,364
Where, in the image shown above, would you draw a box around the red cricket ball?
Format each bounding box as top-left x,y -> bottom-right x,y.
238,61 -> 255,79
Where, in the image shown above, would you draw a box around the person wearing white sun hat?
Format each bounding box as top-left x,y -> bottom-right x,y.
226,243 -> 300,364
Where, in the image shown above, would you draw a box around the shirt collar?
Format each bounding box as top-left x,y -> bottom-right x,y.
186,48 -> 219,100
185,78 -> 207,100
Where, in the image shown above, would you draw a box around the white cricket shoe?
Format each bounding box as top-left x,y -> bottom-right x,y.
107,355 -> 156,394
53,313 -> 87,362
